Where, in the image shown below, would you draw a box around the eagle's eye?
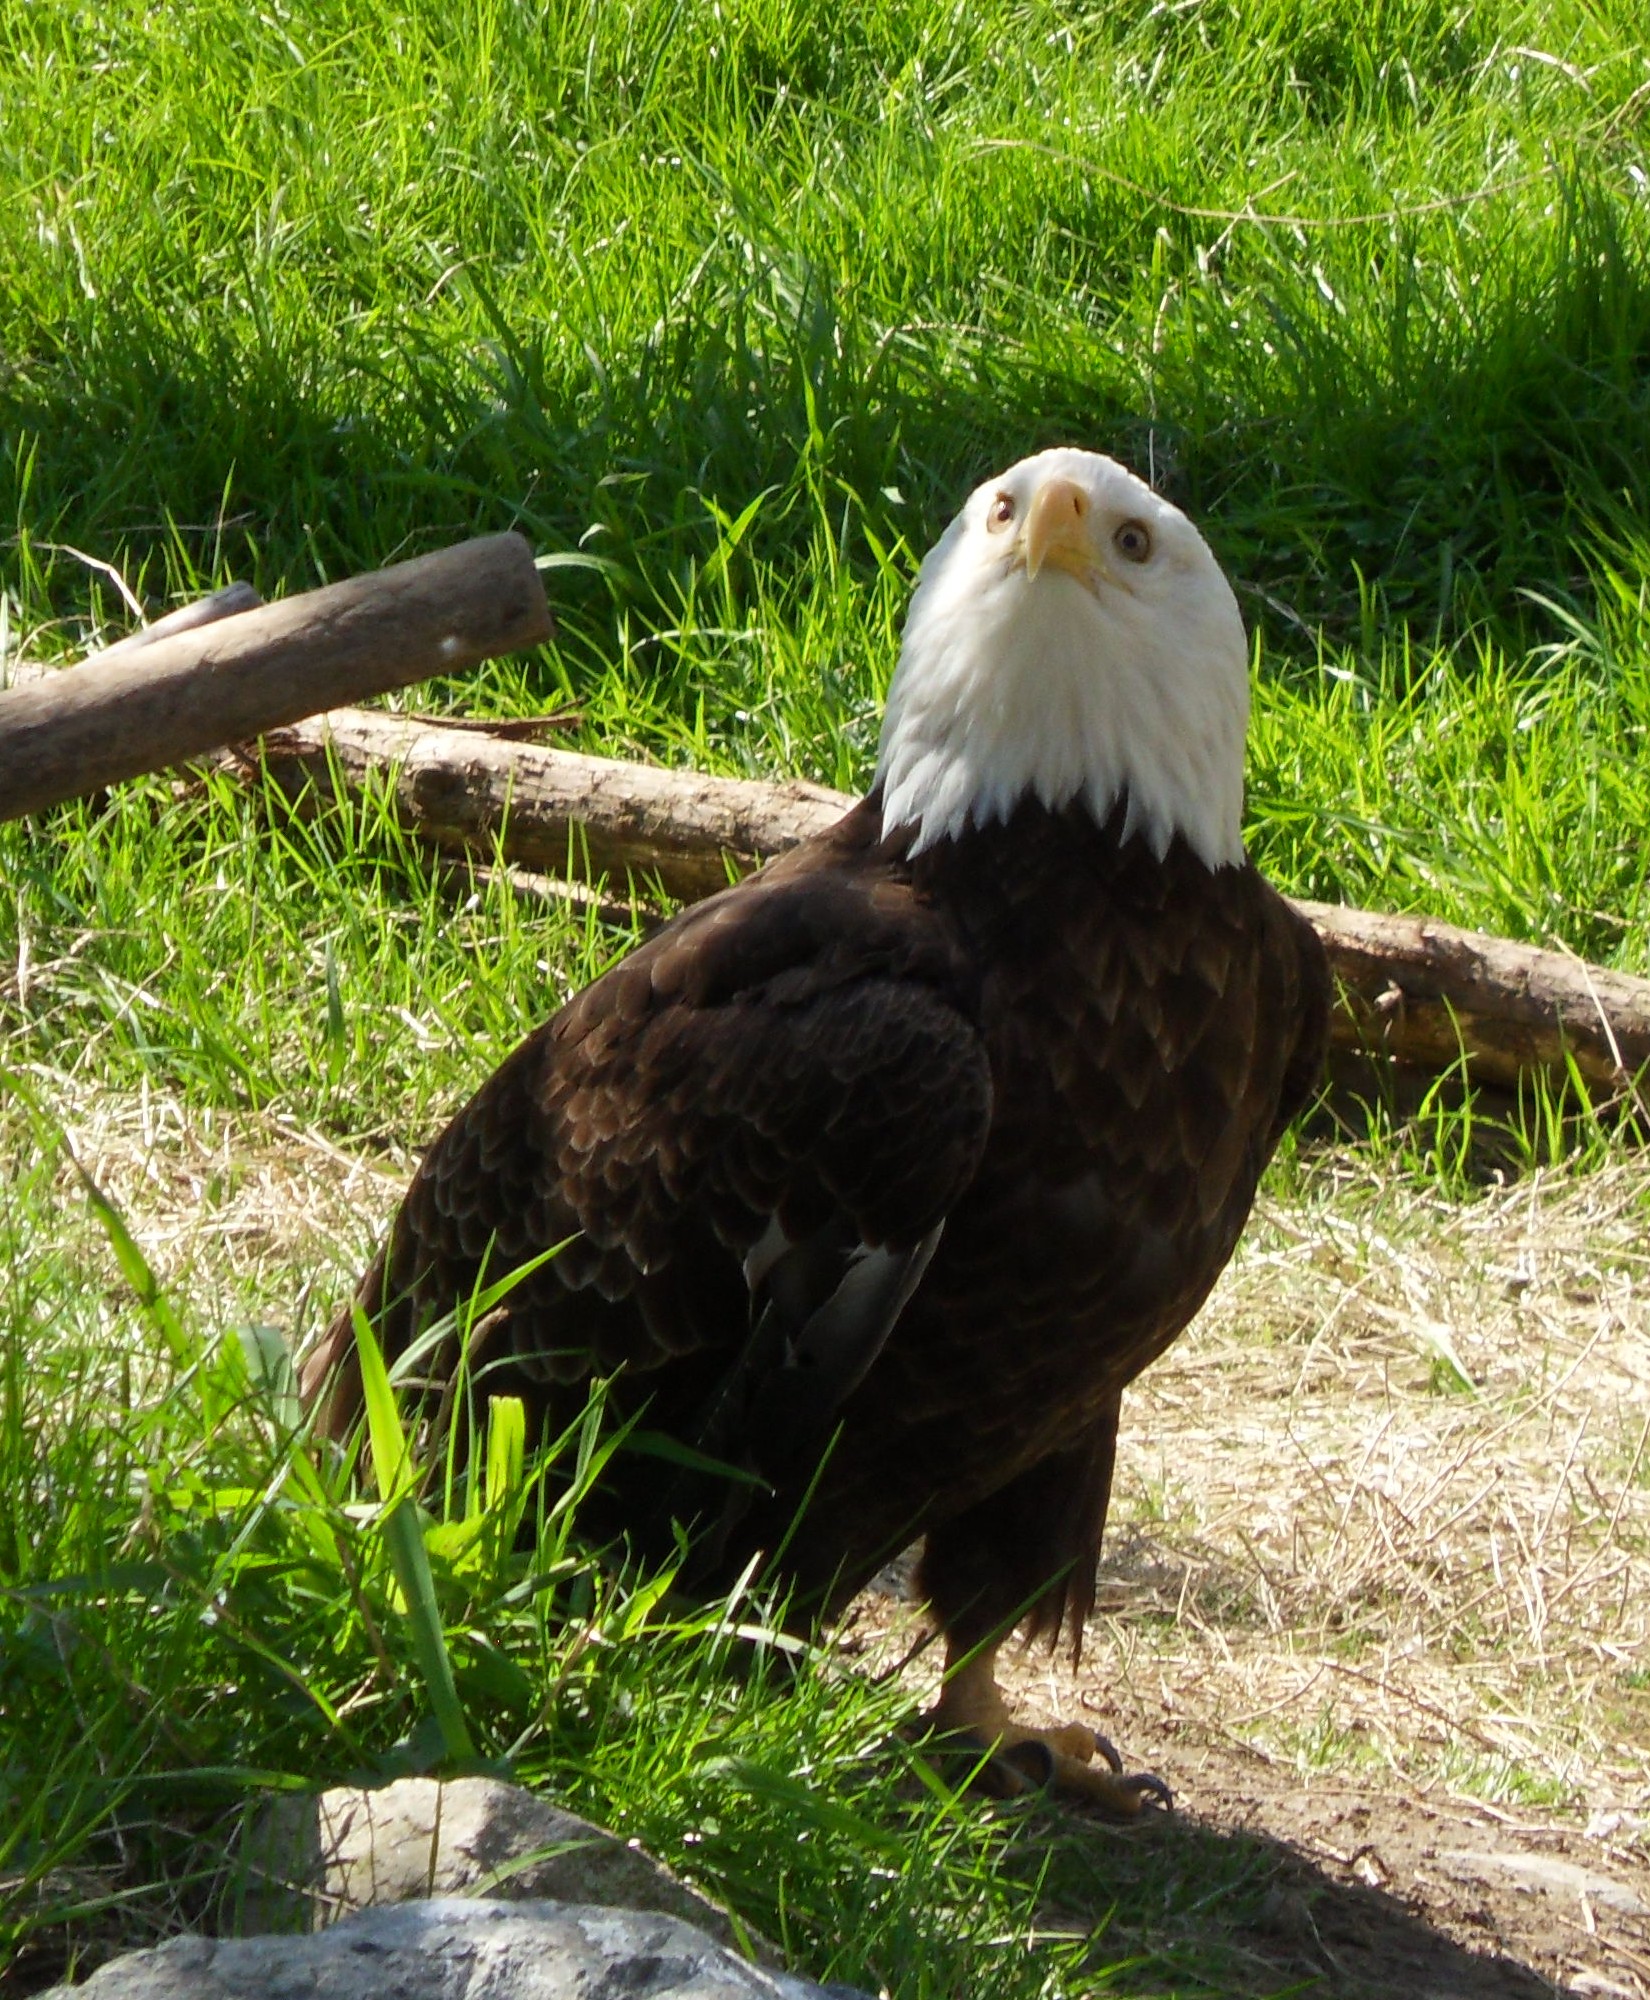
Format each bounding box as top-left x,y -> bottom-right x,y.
1113,519 -> 1153,564
986,492 -> 1016,533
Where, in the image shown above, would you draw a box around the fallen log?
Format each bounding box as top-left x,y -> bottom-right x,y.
1296,901 -> 1650,1100
229,708 -> 1650,1101
235,707 -> 850,903
0,534 -> 550,823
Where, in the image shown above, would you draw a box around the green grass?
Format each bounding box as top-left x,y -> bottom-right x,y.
4,0 -> 1650,1991
5,0 -> 1650,656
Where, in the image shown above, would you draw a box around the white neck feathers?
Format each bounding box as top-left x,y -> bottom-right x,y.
873,449 -> 1250,872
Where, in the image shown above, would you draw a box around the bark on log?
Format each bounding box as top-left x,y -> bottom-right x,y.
1296,900 -> 1650,1099
239,707 -> 850,902
230,708 -> 1650,1101
0,535 -> 551,823
95,581 -> 266,660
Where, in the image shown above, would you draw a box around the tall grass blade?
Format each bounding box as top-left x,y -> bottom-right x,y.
350,1304 -> 476,1762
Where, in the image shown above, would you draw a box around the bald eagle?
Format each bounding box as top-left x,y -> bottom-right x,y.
303,448 -> 1329,1812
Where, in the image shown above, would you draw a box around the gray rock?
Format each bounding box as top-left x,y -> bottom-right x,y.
236,1777 -> 745,1950
40,1897 -> 873,2000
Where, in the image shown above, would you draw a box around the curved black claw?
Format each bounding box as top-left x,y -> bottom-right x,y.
1115,1768 -> 1174,1812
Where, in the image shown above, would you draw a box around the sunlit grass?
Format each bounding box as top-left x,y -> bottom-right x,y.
3,0 -> 1649,656
8,570 -> 1650,1156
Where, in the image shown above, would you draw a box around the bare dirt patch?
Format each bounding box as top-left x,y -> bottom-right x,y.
849,1159 -> 1650,1995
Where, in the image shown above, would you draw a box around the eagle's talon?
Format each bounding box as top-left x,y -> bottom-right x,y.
941,1734 -> 1173,1817
1042,1719 -> 1098,1763
1042,1747 -> 1174,1816
919,1723 -> 1039,1795
924,1647 -> 1166,1816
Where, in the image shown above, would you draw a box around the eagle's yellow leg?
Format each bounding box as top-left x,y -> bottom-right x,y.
927,1641 -> 1172,1818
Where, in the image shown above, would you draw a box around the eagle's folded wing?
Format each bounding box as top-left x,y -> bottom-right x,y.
303,875 -> 994,1483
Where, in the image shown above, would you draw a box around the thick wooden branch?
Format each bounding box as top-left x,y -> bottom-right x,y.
0,534 -> 550,823
96,580 -> 266,659
231,708 -> 1650,1101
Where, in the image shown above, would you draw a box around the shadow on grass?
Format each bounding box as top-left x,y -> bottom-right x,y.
5,171 -> 1650,669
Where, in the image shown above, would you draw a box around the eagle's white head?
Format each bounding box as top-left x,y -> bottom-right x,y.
875,446 -> 1249,871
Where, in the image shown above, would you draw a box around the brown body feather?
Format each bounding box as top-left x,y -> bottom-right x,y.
305,788 -> 1328,1653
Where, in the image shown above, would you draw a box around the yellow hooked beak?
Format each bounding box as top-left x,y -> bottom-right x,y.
1023,474 -> 1093,582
